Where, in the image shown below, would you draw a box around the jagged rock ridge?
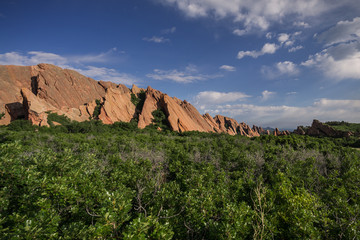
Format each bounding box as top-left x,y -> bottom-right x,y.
0,63 -> 263,137
294,120 -> 353,138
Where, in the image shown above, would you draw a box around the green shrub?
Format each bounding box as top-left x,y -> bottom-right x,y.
0,112 -> 4,120
92,99 -> 102,119
47,112 -> 71,126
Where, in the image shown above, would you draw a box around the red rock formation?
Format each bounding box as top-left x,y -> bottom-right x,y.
137,86 -> 162,129
161,95 -> 212,132
0,63 -> 273,138
131,84 -> 145,96
0,63 -> 105,124
98,87 -> 135,124
306,119 -> 352,137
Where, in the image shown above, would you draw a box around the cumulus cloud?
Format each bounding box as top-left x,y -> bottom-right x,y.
146,65 -> 220,83
237,43 -> 278,59
142,36 -> 170,43
195,91 -> 250,105
302,34 -> 360,80
219,65 -> 236,71
262,61 -> 299,79
158,0 -> 342,32
317,17 -> 360,46
195,98 -> 360,129
0,50 -> 138,85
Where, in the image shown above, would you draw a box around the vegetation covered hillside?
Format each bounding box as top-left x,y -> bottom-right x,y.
326,121 -> 360,134
0,120 -> 359,239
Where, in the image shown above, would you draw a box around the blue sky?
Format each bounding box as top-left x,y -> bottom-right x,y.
1,0 -> 360,129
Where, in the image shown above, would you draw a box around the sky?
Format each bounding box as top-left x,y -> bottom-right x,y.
0,0 -> 360,129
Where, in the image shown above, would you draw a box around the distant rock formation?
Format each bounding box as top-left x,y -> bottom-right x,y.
303,119 -> 353,138
0,63 -> 271,137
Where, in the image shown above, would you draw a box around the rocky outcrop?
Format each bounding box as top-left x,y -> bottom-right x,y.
138,86 -> 162,129
0,63 -> 273,138
294,126 -> 306,135
161,95 -> 212,132
306,119 -> 352,137
131,84 -> 145,96
98,87 -> 135,124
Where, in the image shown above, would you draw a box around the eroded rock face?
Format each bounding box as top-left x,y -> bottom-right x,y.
161,95 -> 211,132
33,64 -> 105,108
0,63 -> 106,124
306,119 -> 352,137
98,87 -> 136,124
137,86 -> 162,129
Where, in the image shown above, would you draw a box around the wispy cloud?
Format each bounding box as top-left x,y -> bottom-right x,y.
219,65 -> 236,71
261,90 -> 276,101
194,91 -> 250,106
237,43 -> 278,59
194,98 -> 360,129
161,26 -> 176,34
142,36 -> 170,43
317,17 -> 360,47
147,65 -> 220,83
0,50 -> 138,86
288,45 -> 304,52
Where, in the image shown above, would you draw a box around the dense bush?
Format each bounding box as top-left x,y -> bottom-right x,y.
0,122 -> 359,239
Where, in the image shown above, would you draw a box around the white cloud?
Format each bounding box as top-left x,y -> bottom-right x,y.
288,45 -> 304,52
237,43 -> 278,59
196,98 -> 360,129
195,91 -> 250,105
278,33 -> 290,44
261,90 -> 276,101
293,21 -> 310,28
219,65 -> 236,71
302,40 -> 360,80
0,50 -> 139,86
146,65 -> 220,83
233,29 -> 247,36
266,32 -> 274,39
142,36 -> 170,43
0,51 -> 68,67
158,0 -> 342,32
262,61 -> 299,79
75,66 -> 138,85
317,17 -> 360,46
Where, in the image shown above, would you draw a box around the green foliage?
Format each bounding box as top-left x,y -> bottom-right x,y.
47,112 -> 71,127
0,112 -> 4,120
131,91 -> 146,112
92,99 -> 102,119
326,121 -> 360,133
7,119 -> 36,131
151,109 -> 170,130
0,124 -> 359,239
